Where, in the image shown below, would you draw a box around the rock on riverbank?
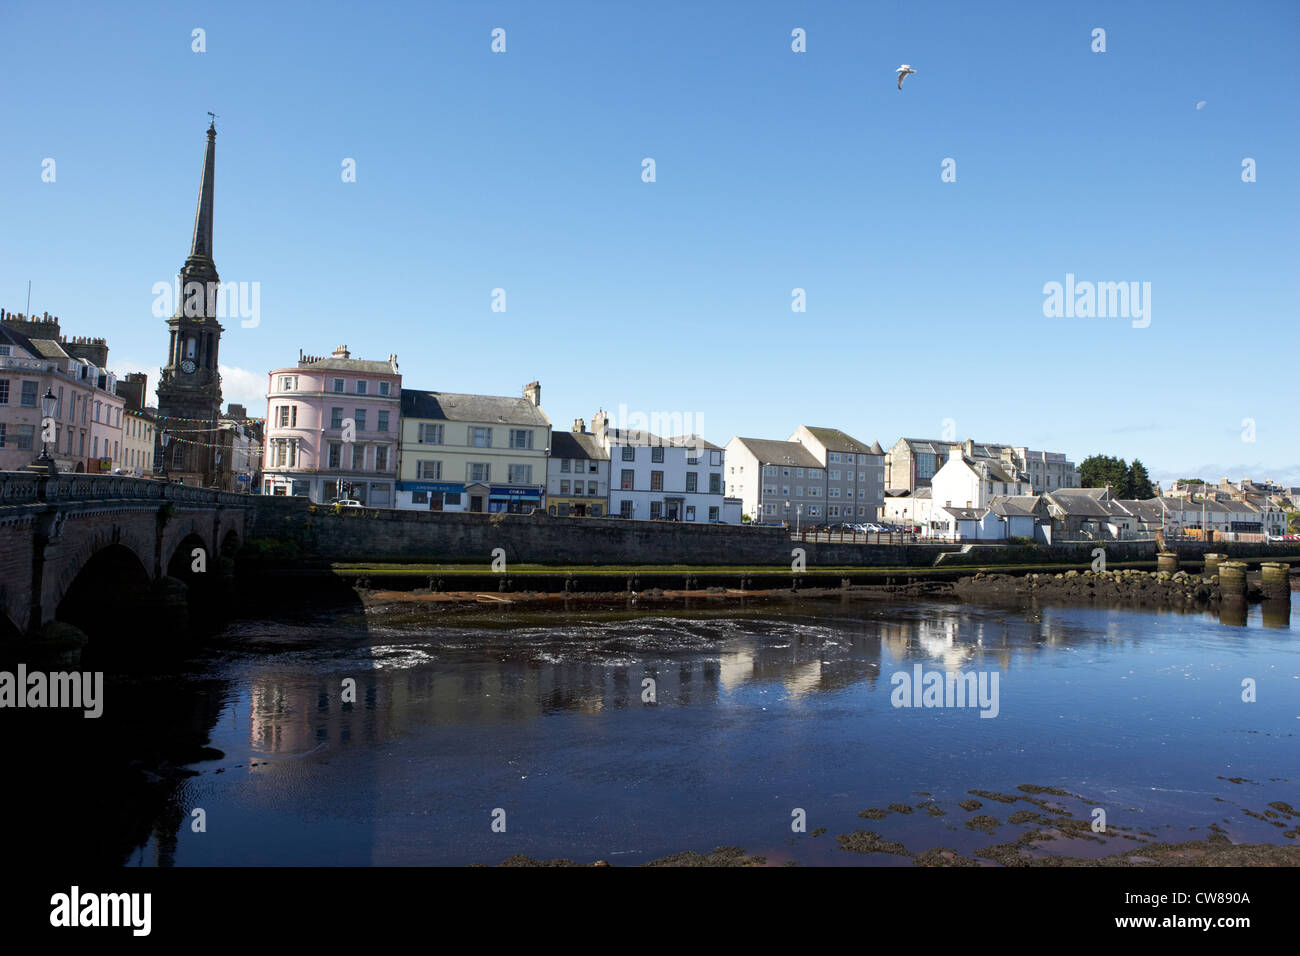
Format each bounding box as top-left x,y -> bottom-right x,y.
953,568 -> 1254,610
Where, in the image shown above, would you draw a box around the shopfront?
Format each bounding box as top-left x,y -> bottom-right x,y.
488,485 -> 543,514
396,480 -> 466,512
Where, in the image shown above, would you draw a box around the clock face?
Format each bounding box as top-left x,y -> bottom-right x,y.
181,360 -> 196,374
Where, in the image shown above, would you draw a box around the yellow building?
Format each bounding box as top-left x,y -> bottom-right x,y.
120,407 -> 156,476
397,381 -> 550,513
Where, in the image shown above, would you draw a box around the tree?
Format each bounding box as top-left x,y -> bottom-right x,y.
1079,454 -> 1132,496
1128,459 -> 1156,499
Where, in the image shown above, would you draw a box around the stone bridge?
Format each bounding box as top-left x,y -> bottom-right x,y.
0,471 -> 252,643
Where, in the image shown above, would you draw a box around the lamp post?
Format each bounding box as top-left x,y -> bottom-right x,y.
796,502 -> 803,535
32,387 -> 57,476
160,430 -> 170,481
784,498 -> 790,531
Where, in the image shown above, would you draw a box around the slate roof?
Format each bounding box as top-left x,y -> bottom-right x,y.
550,430 -> 608,461
989,495 -> 1047,518
27,338 -> 69,360
937,505 -> 989,521
666,434 -> 722,451
802,426 -> 879,456
401,389 -> 551,427
960,456 -> 1019,483
1045,490 -> 1113,517
300,356 -> 398,374
1115,499 -> 1163,523
733,437 -> 823,469
900,437 -> 1012,459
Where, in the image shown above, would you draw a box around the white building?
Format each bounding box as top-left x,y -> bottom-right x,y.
546,420 -> 610,517
930,445 -> 1033,514
593,409 -> 727,522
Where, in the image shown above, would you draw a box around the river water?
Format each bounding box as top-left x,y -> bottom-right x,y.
101,596 -> 1298,865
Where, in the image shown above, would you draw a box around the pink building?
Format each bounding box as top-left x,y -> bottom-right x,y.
263,345 -> 400,506
1,311 -> 125,473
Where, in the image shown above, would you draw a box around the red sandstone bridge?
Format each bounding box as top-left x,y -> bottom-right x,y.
0,471 -> 251,642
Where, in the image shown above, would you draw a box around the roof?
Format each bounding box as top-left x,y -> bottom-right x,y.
801,426 -> 879,456
666,434 -> 722,451
28,338 -> 70,360
733,437 -> 823,469
937,505 -> 990,521
989,495 -> 1047,518
950,455 -> 1019,483
1045,490 -> 1114,517
1115,499 -> 1163,523
0,325 -> 39,357
401,389 -> 550,427
300,357 -> 397,374
550,430 -> 608,461
898,437 -> 1012,459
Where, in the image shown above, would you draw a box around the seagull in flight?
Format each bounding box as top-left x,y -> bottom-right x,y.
896,64 -> 917,90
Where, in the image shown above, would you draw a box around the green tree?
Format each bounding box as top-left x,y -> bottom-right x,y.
1127,459 -> 1155,499
1079,454 -> 1131,496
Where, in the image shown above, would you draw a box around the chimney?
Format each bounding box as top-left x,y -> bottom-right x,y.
592,409 -> 608,439
524,380 -> 541,407
948,444 -> 964,463
332,344 -> 350,359
963,438 -> 974,457
573,418 -> 586,433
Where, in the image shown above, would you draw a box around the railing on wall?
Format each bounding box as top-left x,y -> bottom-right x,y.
0,470 -> 250,507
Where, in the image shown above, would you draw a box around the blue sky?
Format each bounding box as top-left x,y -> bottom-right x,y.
2,0 -> 1297,485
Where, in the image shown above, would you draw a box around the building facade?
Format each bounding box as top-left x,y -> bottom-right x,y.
397,382 -> 550,513
724,437 -> 825,525
1,312 -> 125,474
595,410 -> 726,522
546,420 -> 609,517
790,426 -> 886,524
263,346 -> 402,505
886,437 -> 1078,495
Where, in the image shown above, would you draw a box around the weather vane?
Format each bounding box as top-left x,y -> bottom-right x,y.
207,111 -> 218,125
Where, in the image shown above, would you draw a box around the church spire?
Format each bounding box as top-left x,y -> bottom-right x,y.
181,117 -> 219,285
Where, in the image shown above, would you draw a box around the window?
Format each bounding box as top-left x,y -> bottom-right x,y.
378,381 -> 391,396
687,454 -> 700,465
377,411 -> 389,432
0,345 -> 8,355
587,481 -> 597,495
172,444 -> 182,467
280,376 -> 297,391
418,423 -> 443,444
650,501 -> 663,519
333,378 -> 345,393
686,472 -> 698,493
412,491 -> 429,504
0,380 -> 8,405
56,387 -> 62,418
622,446 -> 635,461
651,446 -> 664,463
277,406 -> 296,428
795,468 -> 804,478
572,482 -> 583,496
829,452 -> 841,463
560,459 -> 571,472
809,468 -> 823,479
468,462 -> 490,482
353,445 -> 365,470
708,507 -> 719,522
650,471 -> 664,491
829,470 -> 840,481
417,460 -> 441,480
710,450 -> 722,466
330,408 -> 344,429
354,409 -> 367,430
509,429 -> 533,450
471,427 -> 492,447
356,380 -> 367,395
844,454 -> 855,464
621,469 -> 634,490
620,500 -> 633,518
764,466 -> 777,477
829,488 -> 840,497
93,436 -> 99,457
0,423 -> 6,447
21,381 -> 37,407
686,506 -> 696,521
375,447 -> 388,471
795,486 -> 803,496
328,443 -> 341,468
709,474 -> 721,494
589,462 -> 599,473
560,480 -> 570,494
508,464 -> 532,484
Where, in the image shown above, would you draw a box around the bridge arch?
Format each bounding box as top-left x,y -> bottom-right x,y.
56,542 -> 152,641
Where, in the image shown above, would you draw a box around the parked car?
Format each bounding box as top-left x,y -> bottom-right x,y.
330,498 -> 363,508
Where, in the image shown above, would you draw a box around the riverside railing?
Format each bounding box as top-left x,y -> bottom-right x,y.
0,470 -> 250,507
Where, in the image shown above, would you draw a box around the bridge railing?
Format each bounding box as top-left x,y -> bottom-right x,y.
0,470 -> 251,507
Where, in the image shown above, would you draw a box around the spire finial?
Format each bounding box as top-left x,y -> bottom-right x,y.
180,117 -> 219,288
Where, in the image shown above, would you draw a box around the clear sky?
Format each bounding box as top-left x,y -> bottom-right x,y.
2,0 -> 1296,486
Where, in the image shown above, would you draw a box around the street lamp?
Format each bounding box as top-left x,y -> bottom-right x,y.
160,430 -> 170,481
796,502 -> 803,535
33,387 -> 57,476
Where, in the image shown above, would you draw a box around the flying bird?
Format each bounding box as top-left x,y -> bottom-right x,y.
896,64 -> 917,90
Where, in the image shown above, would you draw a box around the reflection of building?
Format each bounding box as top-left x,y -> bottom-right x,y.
397,382 -> 550,513
263,346 -> 402,505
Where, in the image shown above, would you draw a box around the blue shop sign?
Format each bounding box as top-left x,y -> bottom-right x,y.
489,486 -> 541,499
398,481 -> 465,494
